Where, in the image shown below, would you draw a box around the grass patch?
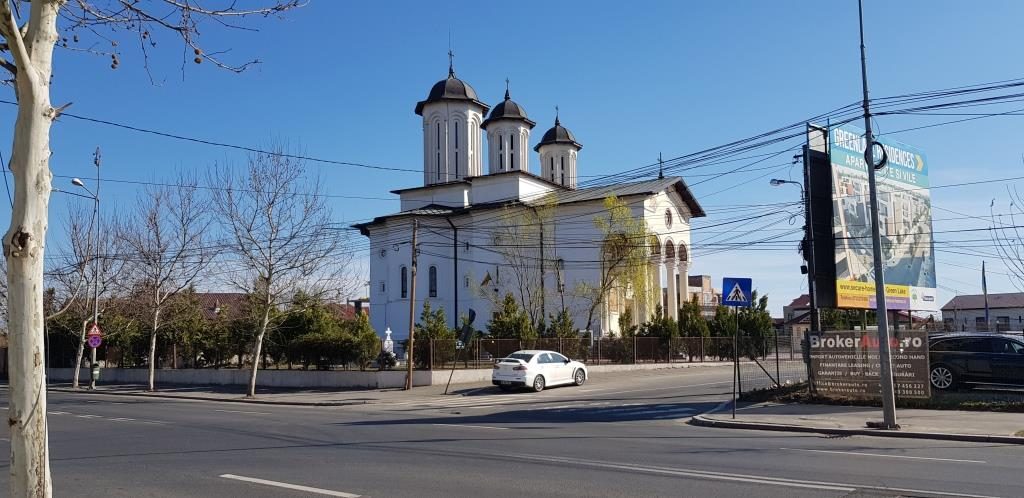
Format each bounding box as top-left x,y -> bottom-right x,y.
741,382 -> 1024,412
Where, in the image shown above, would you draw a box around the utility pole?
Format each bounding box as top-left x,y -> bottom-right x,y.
858,0 -> 898,429
89,148 -> 101,390
405,219 -> 419,390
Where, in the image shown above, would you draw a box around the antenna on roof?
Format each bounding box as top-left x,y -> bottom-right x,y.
658,152 -> 664,179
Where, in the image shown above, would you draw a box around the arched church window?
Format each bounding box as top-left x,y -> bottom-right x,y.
550,157 -> 555,180
510,134 -> 515,169
665,209 -> 673,229
429,265 -> 438,298
454,122 -> 460,176
400,266 -> 408,299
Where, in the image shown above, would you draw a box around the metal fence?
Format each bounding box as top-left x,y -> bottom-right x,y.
421,335 -> 800,371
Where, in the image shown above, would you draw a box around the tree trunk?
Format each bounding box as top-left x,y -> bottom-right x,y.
71,319 -> 88,389
4,2 -> 60,495
147,307 -> 160,392
247,305 -> 272,397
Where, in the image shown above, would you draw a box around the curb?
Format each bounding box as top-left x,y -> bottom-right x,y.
689,414 -> 1024,445
48,387 -> 370,407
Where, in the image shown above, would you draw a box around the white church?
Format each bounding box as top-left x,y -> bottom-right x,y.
355,62 -> 705,340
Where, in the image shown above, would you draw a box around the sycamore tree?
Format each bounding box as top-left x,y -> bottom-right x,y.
0,2 -> 301,495
487,194 -> 557,329
575,195 -> 651,333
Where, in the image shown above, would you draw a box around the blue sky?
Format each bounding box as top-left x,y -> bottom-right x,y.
6,1 -> 1024,316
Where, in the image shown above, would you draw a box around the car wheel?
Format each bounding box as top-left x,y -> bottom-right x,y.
532,375 -> 546,392
573,369 -> 586,386
930,364 -> 957,390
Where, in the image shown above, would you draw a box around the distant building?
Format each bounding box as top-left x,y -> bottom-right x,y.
686,274 -> 721,318
782,295 -> 811,337
941,293 -> 1024,331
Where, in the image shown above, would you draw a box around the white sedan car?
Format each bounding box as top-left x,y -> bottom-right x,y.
491,350 -> 588,392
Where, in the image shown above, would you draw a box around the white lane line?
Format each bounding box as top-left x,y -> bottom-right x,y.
781,447 -> 987,464
219,474 -> 361,497
505,453 -> 997,497
109,418 -> 136,422
75,414 -> 101,419
432,423 -> 509,430
215,409 -> 272,415
47,411 -> 70,416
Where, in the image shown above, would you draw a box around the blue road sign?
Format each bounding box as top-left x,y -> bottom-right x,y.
722,277 -> 753,307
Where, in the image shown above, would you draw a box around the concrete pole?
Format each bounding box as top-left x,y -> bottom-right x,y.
858,0 -> 898,429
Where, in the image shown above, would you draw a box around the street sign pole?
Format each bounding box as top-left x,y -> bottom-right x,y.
722,277 -> 752,420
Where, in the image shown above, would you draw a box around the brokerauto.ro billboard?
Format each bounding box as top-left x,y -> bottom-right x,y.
830,124 -> 937,311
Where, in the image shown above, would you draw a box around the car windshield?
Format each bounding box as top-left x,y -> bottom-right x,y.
505,353 -> 535,362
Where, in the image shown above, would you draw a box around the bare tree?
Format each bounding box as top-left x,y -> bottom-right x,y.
118,174 -> 212,392
0,2 -> 301,493
211,148 -> 351,397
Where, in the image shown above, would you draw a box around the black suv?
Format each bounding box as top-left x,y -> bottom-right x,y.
929,334 -> 1024,390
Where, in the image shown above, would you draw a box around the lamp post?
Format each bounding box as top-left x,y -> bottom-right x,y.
72,149 -> 101,389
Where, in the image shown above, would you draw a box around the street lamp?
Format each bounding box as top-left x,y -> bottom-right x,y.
73,150 -> 101,390
769,178 -> 805,199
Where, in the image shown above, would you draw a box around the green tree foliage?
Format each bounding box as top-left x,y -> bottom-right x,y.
618,307 -> 639,338
486,293 -> 536,340
411,300 -> 456,368
678,297 -> 710,361
638,304 -> 679,362
708,305 -> 737,360
577,195 -> 652,332
737,291 -> 774,360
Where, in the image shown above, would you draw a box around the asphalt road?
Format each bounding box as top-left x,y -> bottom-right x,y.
1,366 -> 1021,497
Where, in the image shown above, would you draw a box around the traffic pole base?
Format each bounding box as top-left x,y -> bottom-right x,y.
865,420 -> 900,430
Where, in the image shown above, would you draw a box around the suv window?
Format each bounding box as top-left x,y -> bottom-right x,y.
962,338 -> 994,353
931,339 -> 962,352
993,339 -> 1024,354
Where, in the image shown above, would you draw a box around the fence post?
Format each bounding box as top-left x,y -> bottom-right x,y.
597,339 -> 601,365
633,337 -> 637,364
774,332 -> 781,389
558,337 -> 563,356
429,340 -> 434,370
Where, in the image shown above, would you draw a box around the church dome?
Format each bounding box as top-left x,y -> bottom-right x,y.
482,89 -> 536,129
414,68 -> 488,116
534,116 -> 582,151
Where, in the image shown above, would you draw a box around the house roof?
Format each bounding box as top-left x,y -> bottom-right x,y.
786,294 -> 811,309
195,292 -> 249,320
942,293 -> 1024,311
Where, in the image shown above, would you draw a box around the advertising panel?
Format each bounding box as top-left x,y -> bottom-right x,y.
808,330 -> 930,399
831,124 -> 937,310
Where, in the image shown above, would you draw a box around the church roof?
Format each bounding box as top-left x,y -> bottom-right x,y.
566,177 -> 705,217
534,116 -> 581,151
481,89 -> 535,129
414,70 -> 489,116
354,175 -> 705,236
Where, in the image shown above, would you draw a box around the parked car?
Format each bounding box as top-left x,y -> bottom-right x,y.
929,334 -> 1024,390
492,350 -> 588,392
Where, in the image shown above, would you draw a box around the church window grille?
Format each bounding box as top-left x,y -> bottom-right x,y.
510,134 -> 515,169
454,122 -> 460,176
429,266 -> 438,298
400,266 -> 408,299
550,157 -> 554,180
560,157 -> 565,184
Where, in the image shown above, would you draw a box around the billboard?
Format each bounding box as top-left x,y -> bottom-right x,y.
830,124 -> 937,311
808,330 -> 930,399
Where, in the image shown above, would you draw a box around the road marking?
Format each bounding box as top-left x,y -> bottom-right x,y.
215,409 -> 272,415
504,453 -> 997,497
219,474 -> 361,497
75,414 -> 101,419
48,411 -> 70,416
432,423 -> 509,430
578,380 -> 733,396
781,447 -> 987,464
110,418 -> 136,422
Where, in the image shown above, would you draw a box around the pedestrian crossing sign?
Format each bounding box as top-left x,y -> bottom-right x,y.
722,277 -> 753,307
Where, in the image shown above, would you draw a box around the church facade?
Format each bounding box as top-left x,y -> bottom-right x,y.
355,64 -> 705,340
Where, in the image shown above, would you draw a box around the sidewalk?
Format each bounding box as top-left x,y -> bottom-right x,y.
46,381 -> 493,406
691,401 -> 1024,444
